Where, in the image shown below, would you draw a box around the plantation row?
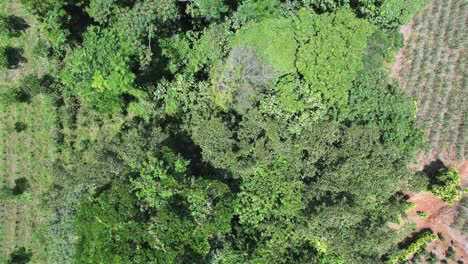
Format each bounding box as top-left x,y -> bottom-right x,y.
395,0 -> 468,162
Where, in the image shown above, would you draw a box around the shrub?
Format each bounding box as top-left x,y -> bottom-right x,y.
416,211 -> 428,218
445,246 -> 456,261
4,46 -> 26,69
12,177 -> 30,195
7,246 -> 32,264
431,167 -> 463,204
387,231 -> 438,264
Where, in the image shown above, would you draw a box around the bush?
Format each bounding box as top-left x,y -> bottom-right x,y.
416,211 -> 428,218
431,168 -> 463,204
4,46 -> 26,69
445,246 -> 456,261
0,15 -> 29,37
8,246 -> 32,264
387,231 -> 438,264
12,177 -> 30,195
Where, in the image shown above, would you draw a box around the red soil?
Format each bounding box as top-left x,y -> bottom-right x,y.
406,160 -> 468,261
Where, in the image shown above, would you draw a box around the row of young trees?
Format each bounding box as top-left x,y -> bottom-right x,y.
1,0 -> 441,263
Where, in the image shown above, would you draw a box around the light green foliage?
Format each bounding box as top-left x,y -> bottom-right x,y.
0,47 -> 7,68
19,0 -> 69,49
358,0 -> 431,27
153,75 -> 193,117
431,167 -> 463,205
231,9 -> 374,109
62,26 -> 135,112
295,9 -> 375,108
235,159 -> 304,232
232,17 -> 297,75
387,231 -> 438,264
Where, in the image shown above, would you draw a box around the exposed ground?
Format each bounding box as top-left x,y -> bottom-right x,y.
392,0 -> 467,166
391,0 -> 468,262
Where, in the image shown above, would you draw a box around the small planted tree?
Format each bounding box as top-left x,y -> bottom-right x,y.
431,167 -> 463,205
8,246 -> 32,264
12,177 -> 30,195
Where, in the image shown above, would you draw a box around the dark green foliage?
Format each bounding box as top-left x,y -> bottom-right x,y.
356,0 -> 431,28
235,158 -> 304,232
2,0 -> 435,263
75,183 -> 156,263
302,0 -> 349,12
0,15 -> 29,37
14,122 -> 27,133
186,0 -> 231,21
445,246 -> 456,261
4,46 -> 26,69
12,177 -> 30,195
7,247 -> 32,264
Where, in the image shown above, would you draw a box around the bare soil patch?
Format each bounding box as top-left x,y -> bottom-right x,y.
407,193 -> 468,261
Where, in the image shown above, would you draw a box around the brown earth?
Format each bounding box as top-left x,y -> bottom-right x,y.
403,160 -> 468,262
390,0 -> 468,260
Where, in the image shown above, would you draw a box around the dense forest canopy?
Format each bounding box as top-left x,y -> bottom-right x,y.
2,0 -> 452,263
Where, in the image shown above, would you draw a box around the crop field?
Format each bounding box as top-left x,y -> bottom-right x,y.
0,1 -> 57,262
0,96 -> 57,261
393,0 -> 468,165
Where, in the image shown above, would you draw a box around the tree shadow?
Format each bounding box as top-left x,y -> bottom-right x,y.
4,46 -> 26,69
8,246 -> 32,264
14,122 -> 27,133
4,15 -> 29,37
422,159 -> 448,183
12,177 -> 29,195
